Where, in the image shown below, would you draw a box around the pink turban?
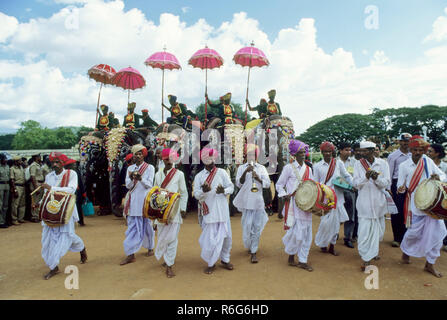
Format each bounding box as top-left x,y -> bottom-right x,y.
161,148 -> 179,161
320,141 -> 335,152
289,140 -> 309,155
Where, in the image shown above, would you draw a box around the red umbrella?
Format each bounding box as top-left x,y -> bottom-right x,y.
233,42 -> 269,124
188,46 -> 224,122
111,66 -> 146,103
88,64 -> 116,127
145,48 -> 181,123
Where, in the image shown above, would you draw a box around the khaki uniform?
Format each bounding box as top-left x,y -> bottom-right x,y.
29,162 -> 44,219
41,164 -> 51,179
10,165 -> 26,222
0,164 -> 10,225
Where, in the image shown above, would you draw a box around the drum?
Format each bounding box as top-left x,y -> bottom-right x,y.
39,191 -> 76,227
143,186 -> 180,224
333,176 -> 354,192
295,180 -> 337,216
414,179 -> 447,220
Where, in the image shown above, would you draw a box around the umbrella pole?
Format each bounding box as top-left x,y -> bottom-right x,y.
162,68 -> 165,123
95,83 -> 103,128
245,66 -> 251,125
205,68 -> 208,123
128,89 -> 130,104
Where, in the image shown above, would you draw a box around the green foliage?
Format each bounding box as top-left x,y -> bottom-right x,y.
194,101 -> 252,123
0,134 -> 15,150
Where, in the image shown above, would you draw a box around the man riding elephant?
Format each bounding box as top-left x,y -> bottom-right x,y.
123,102 -> 141,129
162,95 -> 195,129
246,98 -> 268,119
205,92 -> 236,125
266,89 -> 282,116
139,109 -> 158,130
96,104 -> 119,131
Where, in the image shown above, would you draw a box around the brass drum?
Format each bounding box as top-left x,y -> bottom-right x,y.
295,180 -> 337,217
414,179 -> 447,220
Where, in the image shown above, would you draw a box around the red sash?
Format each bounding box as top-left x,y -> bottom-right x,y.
123,162 -> 149,216
360,158 -> 371,172
324,158 -> 336,184
60,170 -> 71,188
200,167 -> 218,216
404,159 -> 425,227
284,165 -> 310,230
161,168 -> 177,189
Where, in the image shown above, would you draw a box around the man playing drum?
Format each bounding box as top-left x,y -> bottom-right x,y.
233,144 -> 271,263
314,141 -> 352,256
276,140 -> 314,272
398,136 -> 447,278
153,148 -> 188,278
353,141 -> 390,271
120,144 -> 155,266
38,152 -> 87,280
193,148 -> 235,274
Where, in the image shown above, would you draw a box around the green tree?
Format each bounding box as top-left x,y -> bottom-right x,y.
0,134 -> 15,150
11,120 -> 48,150
194,101 -> 252,123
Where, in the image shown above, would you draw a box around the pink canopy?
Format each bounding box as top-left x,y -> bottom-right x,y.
233,46 -> 269,68
188,47 -> 224,69
144,51 -> 181,70
111,67 -> 146,103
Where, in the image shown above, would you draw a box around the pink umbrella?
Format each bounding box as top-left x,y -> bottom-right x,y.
233,42 -> 269,124
188,46 -> 224,121
111,66 -> 146,103
88,64 -> 116,128
145,48 -> 181,123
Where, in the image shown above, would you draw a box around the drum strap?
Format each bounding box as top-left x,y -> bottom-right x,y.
124,162 -> 149,216
324,158 -> 336,184
60,169 -> 71,188
404,158 -> 425,228
284,164 -> 310,230
199,167 -> 218,216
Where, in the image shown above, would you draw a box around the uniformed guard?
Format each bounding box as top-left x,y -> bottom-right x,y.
10,156 -> 26,225
0,154 -> 10,228
139,109 -> 159,130
205,92 -> 236,125
247,98 -> 268,119
123,102 -> 141,129
29,154 -> 44,223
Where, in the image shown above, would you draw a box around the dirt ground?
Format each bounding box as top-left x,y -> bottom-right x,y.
1,211 -> 447,300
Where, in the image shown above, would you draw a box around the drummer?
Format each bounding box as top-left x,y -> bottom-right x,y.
314,141 -> 353,256
153,148 -> 188,278
353,141 -> 390,271
398,135 -> 447,277
276,139 -> 314,271
120,144 -> 155,266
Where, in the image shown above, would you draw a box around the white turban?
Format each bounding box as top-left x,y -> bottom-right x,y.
360,141 -> 376,149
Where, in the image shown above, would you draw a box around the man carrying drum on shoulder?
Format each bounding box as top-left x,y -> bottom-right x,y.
120,144 -> 155,266
353,141 -> 390,271
276,140 -> 314,272
38,152 -> 87,280
153,148 -> 188,278
314,141 -> 353,256
398,136 -> 447,278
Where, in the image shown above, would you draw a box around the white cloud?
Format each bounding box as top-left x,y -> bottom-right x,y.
0,12 -> 19,43
424,8 -> 447,42
181,7 -> 190,14
1,0 -> 447,136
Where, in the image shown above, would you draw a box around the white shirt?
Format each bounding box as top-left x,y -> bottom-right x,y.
154,167 -> 188,224
275,161 -> 313,222
193,167 -> 234,224
125,162 -> 155,217
397,155 -> 447,217
337,156 -> 356,176
388,149 -> 411,180
314,159 -> 354,204
437,161 -> 447,175
45,168 -> 79,221
353,157 -> 390,219
233,162 -> 270,211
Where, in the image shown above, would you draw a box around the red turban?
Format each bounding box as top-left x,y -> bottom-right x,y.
320,141 -> 335,152
125,153 -> 133,162
409,135 -> 429,149
161,148 -> 179,161
49,152 -> 75,166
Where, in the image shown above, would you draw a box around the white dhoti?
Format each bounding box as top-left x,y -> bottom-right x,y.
282,219 -> 312,263
155,222 -> 181,267
199,220 -> 232,267
314,205 -> 348,248
401,215 -> 447,264
357,216 -> 385,262
123,216 -> 155,256
41,216 -> 85,270
241,209 -> 268,254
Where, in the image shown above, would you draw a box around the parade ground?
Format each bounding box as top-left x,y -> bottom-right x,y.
1,212 -> 446,300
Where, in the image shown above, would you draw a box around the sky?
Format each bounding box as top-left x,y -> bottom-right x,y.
1,0 -> 447,135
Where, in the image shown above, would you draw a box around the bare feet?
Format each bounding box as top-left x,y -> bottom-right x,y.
44,266 -> 59,280
320,247 -> 328,253
361,261 -> 371,271
328,244 -> 339,256
297,262 -> 313,272
80,248 -> 87,264
400,253 -> 410,264
161,262 -> 167,268
424,262 -> 442,278
250,253 -> 258,264
120,254 -> 136,265
204,265 -> 215,274
288,255 -> 297,266
220,261 -> 234,270
166,266 -> 175,278
373,256 -> 380,261
146,249 -> 154,257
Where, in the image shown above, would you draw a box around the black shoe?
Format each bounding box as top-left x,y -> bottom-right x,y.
0,224 -> 8,228
344,240 -> 354,248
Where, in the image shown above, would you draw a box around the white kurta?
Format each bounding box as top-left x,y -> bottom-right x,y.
398,155 -> 447,263
313,159 -> 352,247
153,167 -> 188,266
353,157 -> 391,262
276,161 -> 313,263
193,168 -> 234,266
234,162 -> 270,253
41,169 -> 84,270
123,162 -> 155,255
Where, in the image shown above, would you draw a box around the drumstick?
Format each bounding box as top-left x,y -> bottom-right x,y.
30,185 -> 42,196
